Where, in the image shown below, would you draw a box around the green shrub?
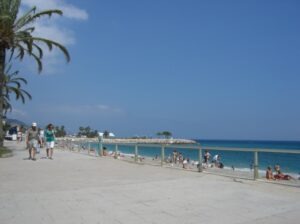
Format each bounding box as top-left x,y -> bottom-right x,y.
0,147 -> 12,157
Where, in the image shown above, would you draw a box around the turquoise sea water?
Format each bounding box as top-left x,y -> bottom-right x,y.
197,140 -> 300,174
92,140 -> 300,175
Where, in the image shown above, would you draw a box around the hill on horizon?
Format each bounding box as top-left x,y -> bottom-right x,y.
6,118 -> 28,127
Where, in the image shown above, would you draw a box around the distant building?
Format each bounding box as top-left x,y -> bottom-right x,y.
98,132 -> 115,138
5,126 -> 18,140
108,132 -> 115,138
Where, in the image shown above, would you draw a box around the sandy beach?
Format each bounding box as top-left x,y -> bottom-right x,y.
1,140 -> 300,224
58,139 -> 300,185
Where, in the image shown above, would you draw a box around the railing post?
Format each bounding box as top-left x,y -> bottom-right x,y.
198,146 -> 203,172
134,144 -> 138,163
96,140 -> 100,156
97,136 -> 103,157
161,145 -> 165,166
254,151 -> 259,180
99,137 -> 103,157
78,142 -> 81,152
114,144 -> 118,159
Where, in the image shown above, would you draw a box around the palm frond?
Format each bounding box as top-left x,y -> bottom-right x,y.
32,37 -> 71,62
6,80 -> 21,88
27,51 -> 43,72
6,86 -> 31,103
32,42 -> 43,59
4,63 -> 12,74
7,69 -> 19,77
0,0 -> 21,23
11,77 -> 27,85
14,43 -> 25,59
13,6 -> 36,31
2,64 -> 32,107
22,26 -> 35,33
21,39 -> 33,54
3,99 -> 12,114
31,9 -> 63,20
10,0 -> 21,22
14,8 -> 62,31
8,48 -> 14,62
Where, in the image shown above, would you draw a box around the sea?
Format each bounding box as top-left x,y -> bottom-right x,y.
91,140 -> 300,177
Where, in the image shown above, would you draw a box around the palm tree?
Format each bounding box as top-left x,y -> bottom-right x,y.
161,131 -> 172,139
156,131 -> 172,139
2,64 -> 31,113
0,0 -> 70,145
156,132 -> 162,138
55,125 -> 66,137
103,130 -> 109,138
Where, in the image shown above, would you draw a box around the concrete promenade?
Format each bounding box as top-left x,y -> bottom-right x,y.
1,141 -> 299,224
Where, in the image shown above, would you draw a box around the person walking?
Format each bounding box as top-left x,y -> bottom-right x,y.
39,129 -> 45,148
26,122 -> 39,161
17,126 -> 23,143
45,123 -> 56,159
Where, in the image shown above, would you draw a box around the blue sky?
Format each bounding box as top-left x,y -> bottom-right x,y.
9,0 -> 300,140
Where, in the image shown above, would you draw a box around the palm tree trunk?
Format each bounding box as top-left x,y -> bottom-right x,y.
0,47 -> 6,147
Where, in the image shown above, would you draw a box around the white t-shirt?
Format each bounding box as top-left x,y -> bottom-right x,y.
205,152 -> 211,158
213,155 -> 219,161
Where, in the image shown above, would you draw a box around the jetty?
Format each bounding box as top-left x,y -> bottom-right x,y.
102,138 -> 196,144
61,137 -> 196,144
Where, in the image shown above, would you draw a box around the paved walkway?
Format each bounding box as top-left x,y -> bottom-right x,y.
1,141 -> 299,224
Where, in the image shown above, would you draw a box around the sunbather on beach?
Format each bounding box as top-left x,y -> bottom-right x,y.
178,153 -> 183,164
172,150 -> 177,164
204,150 -> 211,165
266,166 -> 275,180
113,151 -> 120,159
183,158 -> 189,169
274,165 -> 292,180
212,154 -> 223,168
103,147 -> 107,156
212,154 -> 219,164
